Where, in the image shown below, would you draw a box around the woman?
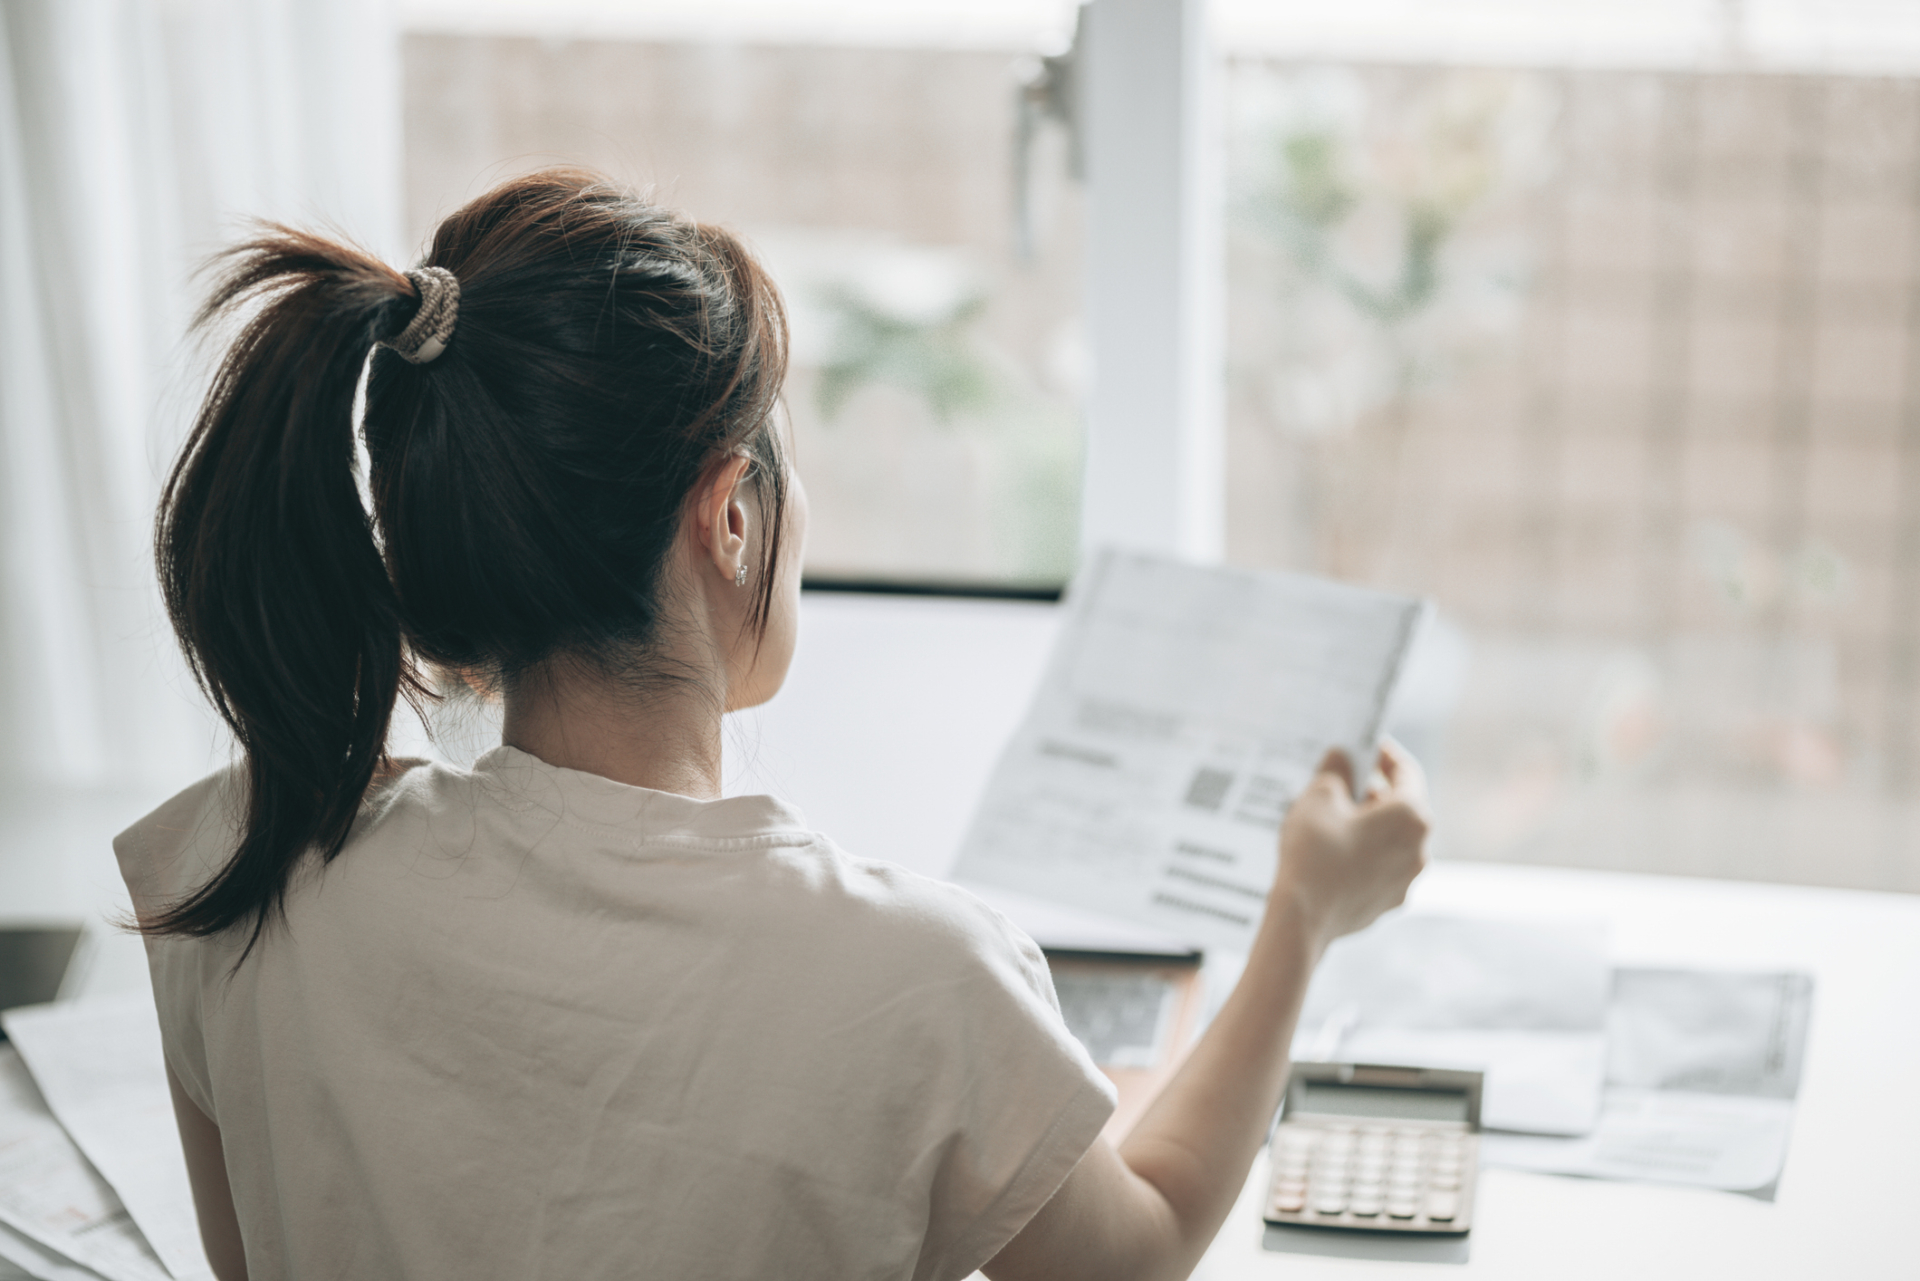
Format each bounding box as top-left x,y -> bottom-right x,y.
116,168 -> 1429,1281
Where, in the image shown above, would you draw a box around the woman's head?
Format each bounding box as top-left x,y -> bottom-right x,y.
151,168 -> 796,944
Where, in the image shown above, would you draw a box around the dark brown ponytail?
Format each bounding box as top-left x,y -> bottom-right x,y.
148,170 -> 789,952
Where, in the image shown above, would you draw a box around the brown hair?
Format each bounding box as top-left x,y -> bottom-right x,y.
149,169 -> 789,951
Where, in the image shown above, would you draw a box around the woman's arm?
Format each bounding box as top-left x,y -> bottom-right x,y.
167,1063 -> 249,1281
985,742 -> 1430,1281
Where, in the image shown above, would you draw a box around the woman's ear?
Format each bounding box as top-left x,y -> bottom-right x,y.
695,454 -> 755,584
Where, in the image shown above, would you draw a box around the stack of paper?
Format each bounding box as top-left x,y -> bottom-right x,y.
0,996 -> 210,1281
948,551 -> 1817,1198
952,549 -> 1429,956
1293,914 -> 1817,1194
1481,969 -> 1814,1199
1294,914 -> 1612,1136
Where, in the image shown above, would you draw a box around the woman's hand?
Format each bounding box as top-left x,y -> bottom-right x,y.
984,738 -> 1433,1281
1268,739 -> 1430,956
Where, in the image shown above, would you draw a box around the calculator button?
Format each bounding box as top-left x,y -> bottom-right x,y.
1349,1200 -> 1383,1218
1272,1190 -> 1306,1214
1313,1197 -> 1349,1215
1425,1194 -> 1459,1222
1430,1173 -> 1460,1191
1386,1203 -> 1419,1220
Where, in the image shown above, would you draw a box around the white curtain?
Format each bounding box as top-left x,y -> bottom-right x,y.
0,0 -> 402,790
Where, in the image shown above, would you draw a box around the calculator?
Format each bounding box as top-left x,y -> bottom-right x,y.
1265,1062 -> 1483,1236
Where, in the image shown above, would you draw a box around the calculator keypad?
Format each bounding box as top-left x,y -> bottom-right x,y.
1266,1122 -> 1475,1234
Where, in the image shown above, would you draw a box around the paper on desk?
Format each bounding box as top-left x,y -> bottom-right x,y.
0,1217 -> 108,1281
1479,969 -> 1814,1196
951,549 -> 1427,955
1293,914 -> 1612,1136
959,882 -> 1199,959
0,1047 -> 169,1281
1,999 -> 210,1281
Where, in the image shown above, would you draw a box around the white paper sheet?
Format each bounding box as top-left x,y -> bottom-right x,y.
951,549 -> 1427,954
0,1048 -> 169,1281
0,1217 -> 109,1281
1,999 -> 210,1281
958,883 -> 1198,958
1478,969 -> 1814,1195
1291,914 -> 1611,1135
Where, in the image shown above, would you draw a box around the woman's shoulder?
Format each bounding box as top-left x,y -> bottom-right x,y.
776,839 -> 1055,993
113,765 -> 250,912
112,758 -> 441,912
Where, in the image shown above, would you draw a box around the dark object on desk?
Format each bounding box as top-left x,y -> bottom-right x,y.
1043,947 -> 1205,1137
0,926 -> 82,1039
1263,1221 -> 1470,1265
802,575 -> 1064,603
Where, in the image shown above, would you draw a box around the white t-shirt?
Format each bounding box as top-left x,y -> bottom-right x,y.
114,746 -> 1115,1281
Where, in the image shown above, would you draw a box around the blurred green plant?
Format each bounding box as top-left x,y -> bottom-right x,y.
813,285 -> 1000,425
808,276 -> 1083,581
1264,128 -> 1468,340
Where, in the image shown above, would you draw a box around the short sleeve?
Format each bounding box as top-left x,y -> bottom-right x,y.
113,769 -> 242,1120
902,887 -> 1118,1281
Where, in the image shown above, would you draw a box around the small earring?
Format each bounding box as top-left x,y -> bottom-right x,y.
735,563 -> 748,587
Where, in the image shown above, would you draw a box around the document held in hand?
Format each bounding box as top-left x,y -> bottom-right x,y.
951,549 -> 1429,955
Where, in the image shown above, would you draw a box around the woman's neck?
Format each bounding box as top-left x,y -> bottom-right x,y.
499,661 -> 726,800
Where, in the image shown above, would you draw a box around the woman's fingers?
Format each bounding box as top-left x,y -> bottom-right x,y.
1371,737 -> 1430,809
1315,747 -> 1357,802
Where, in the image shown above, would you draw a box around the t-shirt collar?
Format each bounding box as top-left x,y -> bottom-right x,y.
469,744 -> 811,842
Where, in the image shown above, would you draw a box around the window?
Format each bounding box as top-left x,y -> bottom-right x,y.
403,0 -> 1920,894
1223,43 -> 1920,891
403,5 -> 1086,586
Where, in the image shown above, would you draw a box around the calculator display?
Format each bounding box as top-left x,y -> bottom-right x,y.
1296,1082 -> 1470,1123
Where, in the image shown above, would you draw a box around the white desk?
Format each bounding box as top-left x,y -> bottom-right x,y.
6,593 -> 1918,1276
731,594 -> 1920,1277
1194,860 -> 1920,1280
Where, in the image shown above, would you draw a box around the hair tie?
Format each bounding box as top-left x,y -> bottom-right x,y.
385,267 -> 460,364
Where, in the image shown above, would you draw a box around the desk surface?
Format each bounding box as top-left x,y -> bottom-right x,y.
4,585 -> 1916,1277
1192,859 -> 1920,1279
